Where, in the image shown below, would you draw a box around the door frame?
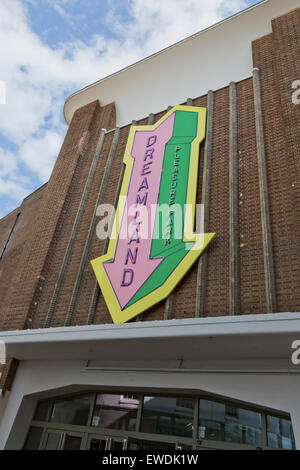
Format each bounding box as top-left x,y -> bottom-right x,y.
86,433 -> 128,450
41,428 -> 86,450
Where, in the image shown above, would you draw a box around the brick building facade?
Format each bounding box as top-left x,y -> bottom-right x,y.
0,0 -> 299,450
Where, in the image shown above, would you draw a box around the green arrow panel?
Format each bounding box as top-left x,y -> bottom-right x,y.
125,110 -> 199,308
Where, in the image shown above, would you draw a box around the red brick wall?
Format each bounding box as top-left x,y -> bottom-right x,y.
0,185 -> 47,315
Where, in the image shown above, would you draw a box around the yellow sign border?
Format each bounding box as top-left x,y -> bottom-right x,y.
91,105 -> 216,323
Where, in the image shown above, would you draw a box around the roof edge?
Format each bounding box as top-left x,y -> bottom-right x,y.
1,312 -> 300,344
63,0 -> 268,124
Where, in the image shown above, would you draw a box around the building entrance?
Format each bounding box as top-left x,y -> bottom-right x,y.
23,390 -> 296,451
39,429 -> 194,450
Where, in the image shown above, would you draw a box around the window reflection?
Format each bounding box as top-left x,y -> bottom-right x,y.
199,400 -> 262,446
44,432 -> 61,450
23,426 -> 43,450
50,394 -> 93,426
90,438 -> 106,450
34,400 -> 52,422
267,415 -> 296,450
140,396 -> 194,438
92,394 -> 140,431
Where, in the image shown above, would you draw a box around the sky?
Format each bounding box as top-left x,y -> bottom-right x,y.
0,0 -> 260,218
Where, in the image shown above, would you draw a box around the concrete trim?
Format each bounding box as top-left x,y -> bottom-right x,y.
253,68 -> 277,313
1,312 -> 300,350
195,90 -> 214,317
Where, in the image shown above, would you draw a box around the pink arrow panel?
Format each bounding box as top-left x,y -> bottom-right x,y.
104,113 -> 175,309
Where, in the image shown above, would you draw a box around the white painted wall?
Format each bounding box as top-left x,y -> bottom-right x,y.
0,390 -> 10,425
64,0 -> 300,127
1,359 -> 300,449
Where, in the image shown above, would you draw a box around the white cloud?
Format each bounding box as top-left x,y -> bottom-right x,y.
0,148 -> 31,204
20,130 -> 64,182
0,148 -> 17,177
0,0 -> 251,214
0,177 -> 30,201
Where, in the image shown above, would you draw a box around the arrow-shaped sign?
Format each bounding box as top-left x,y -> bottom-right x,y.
91,105 -> 216,323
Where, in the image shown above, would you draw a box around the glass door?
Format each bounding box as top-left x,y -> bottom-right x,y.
107,437 -> 128,450
62,432 -> 84,450
43,430 -> 62,450
43,429 -> 84,450
87,434 -> 128,450
127,438 -> 178,450
88,435 -> 107,450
